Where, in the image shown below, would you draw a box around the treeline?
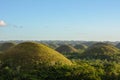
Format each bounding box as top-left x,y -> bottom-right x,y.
1,60 -> 120,80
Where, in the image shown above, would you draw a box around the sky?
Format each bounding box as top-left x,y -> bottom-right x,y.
0,0 -> 120,41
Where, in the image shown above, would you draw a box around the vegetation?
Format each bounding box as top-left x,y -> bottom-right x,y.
40,43 -> 59,49
56,45 -> 78,53
80,43 -> 120,60
1,42 -> 72,70
74,44 -> 88,50
47,43 -> 59,49
116,43 -> 120,49
1,41 -> 120,80
0,42 -> 16,52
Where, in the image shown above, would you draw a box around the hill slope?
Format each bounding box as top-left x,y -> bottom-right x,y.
0,42 -> 16,52
2,42 -> 72,69
116,43 -> 120,49
74,44 -> 88,50
56,45 -> 78,53
81,43 -> 120,60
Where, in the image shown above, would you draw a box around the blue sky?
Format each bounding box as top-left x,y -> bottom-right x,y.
0,0 -> 120,41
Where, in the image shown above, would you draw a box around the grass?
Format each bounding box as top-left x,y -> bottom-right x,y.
56,45 -> 78,53
1,42 -> 72,70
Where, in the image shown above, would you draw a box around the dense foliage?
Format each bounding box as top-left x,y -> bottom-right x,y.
1,60 -> 120,80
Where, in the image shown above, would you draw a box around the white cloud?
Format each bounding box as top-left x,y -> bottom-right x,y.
0,20 -> 6,26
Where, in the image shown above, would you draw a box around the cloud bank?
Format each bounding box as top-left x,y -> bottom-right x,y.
0,20 -> 6,26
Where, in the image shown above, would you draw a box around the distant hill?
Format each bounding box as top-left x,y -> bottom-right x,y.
1,42 -> 72,70
56,45 -> 78,53
74,44 -> 88,50
45,43 -> 59,49
81,43 -> 120,60
0,51 -> 3,59
116,43 -> 120,49
0,42 -> 16,52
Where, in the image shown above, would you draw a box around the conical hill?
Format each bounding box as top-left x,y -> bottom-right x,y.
116,43 -> 120,49
74,44 -> 88,50
56,45 -> 78,53
86,43 -> 120,54
2,42 -> 72,69
81,43 -> 120,60
0,42 -> 16,52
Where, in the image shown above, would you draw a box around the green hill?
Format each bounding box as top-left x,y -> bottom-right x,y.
74,44 -> 88,50
0,42 -> 16,52
43,43 -> 59,49
1,42 -> 72,69
56,45 -> 78,53
116,43 -> 120,49
81,43 -> 120,60
0,51 -> 3,59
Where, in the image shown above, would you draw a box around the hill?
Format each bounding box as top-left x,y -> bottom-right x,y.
1,42 -> 72,70
116,43 -> 120,49
56,45 -> 78,53
74,44 -> 88,50
81,43 -> 120,60
0,42 -> 16,52
43,43 -> 59,49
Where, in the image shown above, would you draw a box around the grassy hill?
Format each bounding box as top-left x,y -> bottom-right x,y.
116,43 -> 120,49
1,42 -> 72,70
74,44 -> 88,50
56,45 -> 78,53
0,42 -> 16,52
81,43 -> 120,60
42,43 -> 59,49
